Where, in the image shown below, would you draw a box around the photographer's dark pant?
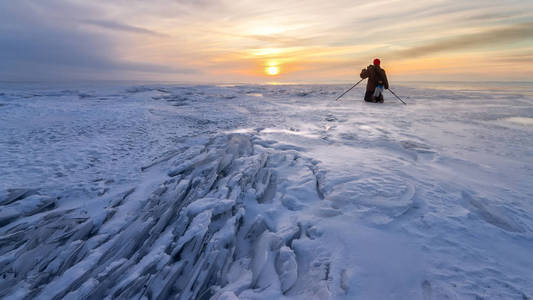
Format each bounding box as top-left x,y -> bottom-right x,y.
364,90 -> 384,103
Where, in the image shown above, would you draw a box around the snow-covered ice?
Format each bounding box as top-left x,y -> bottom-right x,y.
0,82 -> 532,299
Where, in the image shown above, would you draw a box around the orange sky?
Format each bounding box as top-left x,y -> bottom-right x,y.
2,0 -> 533,82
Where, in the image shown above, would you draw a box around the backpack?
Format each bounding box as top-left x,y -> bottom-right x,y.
372,66 -> 385,85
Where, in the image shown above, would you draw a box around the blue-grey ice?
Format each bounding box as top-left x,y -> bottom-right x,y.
0,82 -> 532,299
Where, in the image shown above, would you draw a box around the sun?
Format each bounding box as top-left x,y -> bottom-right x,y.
266,66 -> 279,76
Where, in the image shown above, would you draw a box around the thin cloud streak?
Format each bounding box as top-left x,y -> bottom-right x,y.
81,19 -> 169,37
387,22 -> 533,59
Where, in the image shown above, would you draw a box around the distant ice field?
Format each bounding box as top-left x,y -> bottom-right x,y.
0,82 -> 532,299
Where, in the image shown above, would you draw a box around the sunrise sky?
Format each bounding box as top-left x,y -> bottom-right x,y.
1,0 -> 532,83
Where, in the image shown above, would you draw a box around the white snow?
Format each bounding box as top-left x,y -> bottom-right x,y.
0,81 -> 532,299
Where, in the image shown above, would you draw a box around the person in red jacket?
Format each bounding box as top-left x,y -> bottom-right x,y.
360,58 -> 389,103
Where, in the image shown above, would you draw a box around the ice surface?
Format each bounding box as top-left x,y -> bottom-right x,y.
0,82 -> 532,299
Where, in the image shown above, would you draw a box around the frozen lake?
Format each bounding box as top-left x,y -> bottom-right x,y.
1,82 -> 532,299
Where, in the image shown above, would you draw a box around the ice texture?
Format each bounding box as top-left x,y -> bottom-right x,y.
0,82 -> 532,299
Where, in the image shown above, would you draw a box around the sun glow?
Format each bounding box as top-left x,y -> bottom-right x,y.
266,66 -> 280,75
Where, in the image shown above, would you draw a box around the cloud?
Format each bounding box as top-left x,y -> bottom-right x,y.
0,0 -> 190,81
1,0 -> 532,82
491,52 -> 533,64
389,22 -> 533,59
113,61 -> 196,74
81,19 -> 168,37
242,34 -> 321,48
